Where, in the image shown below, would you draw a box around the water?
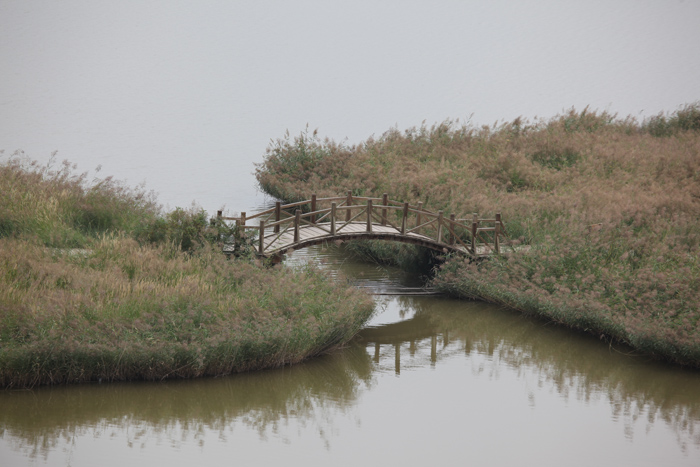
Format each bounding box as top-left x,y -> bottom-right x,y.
2,2 -> 700,465
2,245 -> 700,466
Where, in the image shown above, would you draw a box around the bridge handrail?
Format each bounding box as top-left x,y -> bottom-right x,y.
219,192 -> 507,257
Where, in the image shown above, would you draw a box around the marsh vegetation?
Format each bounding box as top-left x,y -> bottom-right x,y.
0,153 -> 374,388
256,104 -> 700,367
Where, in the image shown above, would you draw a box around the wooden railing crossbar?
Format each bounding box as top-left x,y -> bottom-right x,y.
442,222 -> 473,252
334,206 -> 369,232
220,192 -> 506,258
369,209 -> 401,232
259,222 -> 294,253
406,217 -> 438,234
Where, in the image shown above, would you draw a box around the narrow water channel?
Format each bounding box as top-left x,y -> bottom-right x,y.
1,245 -> 700,466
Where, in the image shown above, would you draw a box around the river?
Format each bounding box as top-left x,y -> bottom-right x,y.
1,244 -> 700,466
2,2 -> 700,465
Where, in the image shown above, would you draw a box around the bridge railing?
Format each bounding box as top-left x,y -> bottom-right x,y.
218,192 -> 507,256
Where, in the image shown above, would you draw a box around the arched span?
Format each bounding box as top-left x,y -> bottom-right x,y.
219,193 -> 507,260
264,225 -> 471,257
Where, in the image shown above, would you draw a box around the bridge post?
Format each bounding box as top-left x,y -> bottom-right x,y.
381,193 -> 388,226
235,212 -> 246,251
346,191 -> 352,222
416,202 -> 423,233
366,199 -> 373,233
294,209 -> 301,243
310,194 -> 317,224
471,213 -> 478,255
449,214 -> 456,245
495,213 -> 501,254
401,202 -> 408,234
437,211 -> 443,243
330,202 -> 336,235
274,202 -> 281,233
258,220 -> 265,255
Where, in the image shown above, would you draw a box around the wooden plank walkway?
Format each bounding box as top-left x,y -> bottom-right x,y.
263,222 -> 458,254
219,192 -> 508,259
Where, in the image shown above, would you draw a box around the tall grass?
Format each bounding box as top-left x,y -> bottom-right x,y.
255,103 -> 700,367
1,151 -> 160,247
0,152 -> 375,388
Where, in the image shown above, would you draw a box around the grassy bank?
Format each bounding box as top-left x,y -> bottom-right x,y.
255,104 -> 700,367
0,152 -> 375,388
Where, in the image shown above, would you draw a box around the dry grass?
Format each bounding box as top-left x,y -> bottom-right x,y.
255,104 -> 700,367
0,153 -> 375,388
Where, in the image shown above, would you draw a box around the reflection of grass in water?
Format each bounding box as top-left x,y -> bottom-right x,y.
0,343 -> 374,459
363,296 -> 700,450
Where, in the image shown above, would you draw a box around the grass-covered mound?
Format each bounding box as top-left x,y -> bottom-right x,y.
255,104 -> 700,367
0,152 -> 375,388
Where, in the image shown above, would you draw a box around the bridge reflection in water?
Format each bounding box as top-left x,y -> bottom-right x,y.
360,313 -> 442,375
1,295 -> 700,465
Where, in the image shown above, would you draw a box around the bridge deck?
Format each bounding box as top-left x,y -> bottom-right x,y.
266,222 -> 443,251
220,193 -> 508,259
254,222 -> 498,257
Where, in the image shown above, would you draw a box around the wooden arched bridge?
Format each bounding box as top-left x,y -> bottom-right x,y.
218,192 -> 508,260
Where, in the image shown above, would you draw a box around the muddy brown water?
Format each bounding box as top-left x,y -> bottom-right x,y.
2,245 -> 700,466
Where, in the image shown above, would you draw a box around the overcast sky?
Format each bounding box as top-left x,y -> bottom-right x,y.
1,0 -> 699,211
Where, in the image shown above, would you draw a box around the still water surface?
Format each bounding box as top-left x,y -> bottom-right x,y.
1,246 -> 700,466
3,2 -> 700,465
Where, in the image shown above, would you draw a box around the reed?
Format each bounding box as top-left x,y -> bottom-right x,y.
0,152 -> 375,388
255,103 -> 700,367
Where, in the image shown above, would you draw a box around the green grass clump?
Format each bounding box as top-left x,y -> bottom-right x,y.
0,152 -> 375,388
255,104 -> 700,367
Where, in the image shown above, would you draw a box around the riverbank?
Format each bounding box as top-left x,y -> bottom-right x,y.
254,105 -> 700,367
0,153 -> 375,388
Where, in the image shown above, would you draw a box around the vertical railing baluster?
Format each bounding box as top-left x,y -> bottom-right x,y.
381,193 -> 388,226
274,201 -> 281,233
346,190 -> 352,222
401,202 -> 408,234
331,202 -> 336,235
259,220 -> 265,255
294,209 -> 301,243
237,211 -> 246,252
449,213 -> 456,245
310,193 -> 317,224
366,199 -> 373,233
416,202 -> 423,234
437,211 -> 443,243
495,212 -> 501,254
471,212 -> 478,255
